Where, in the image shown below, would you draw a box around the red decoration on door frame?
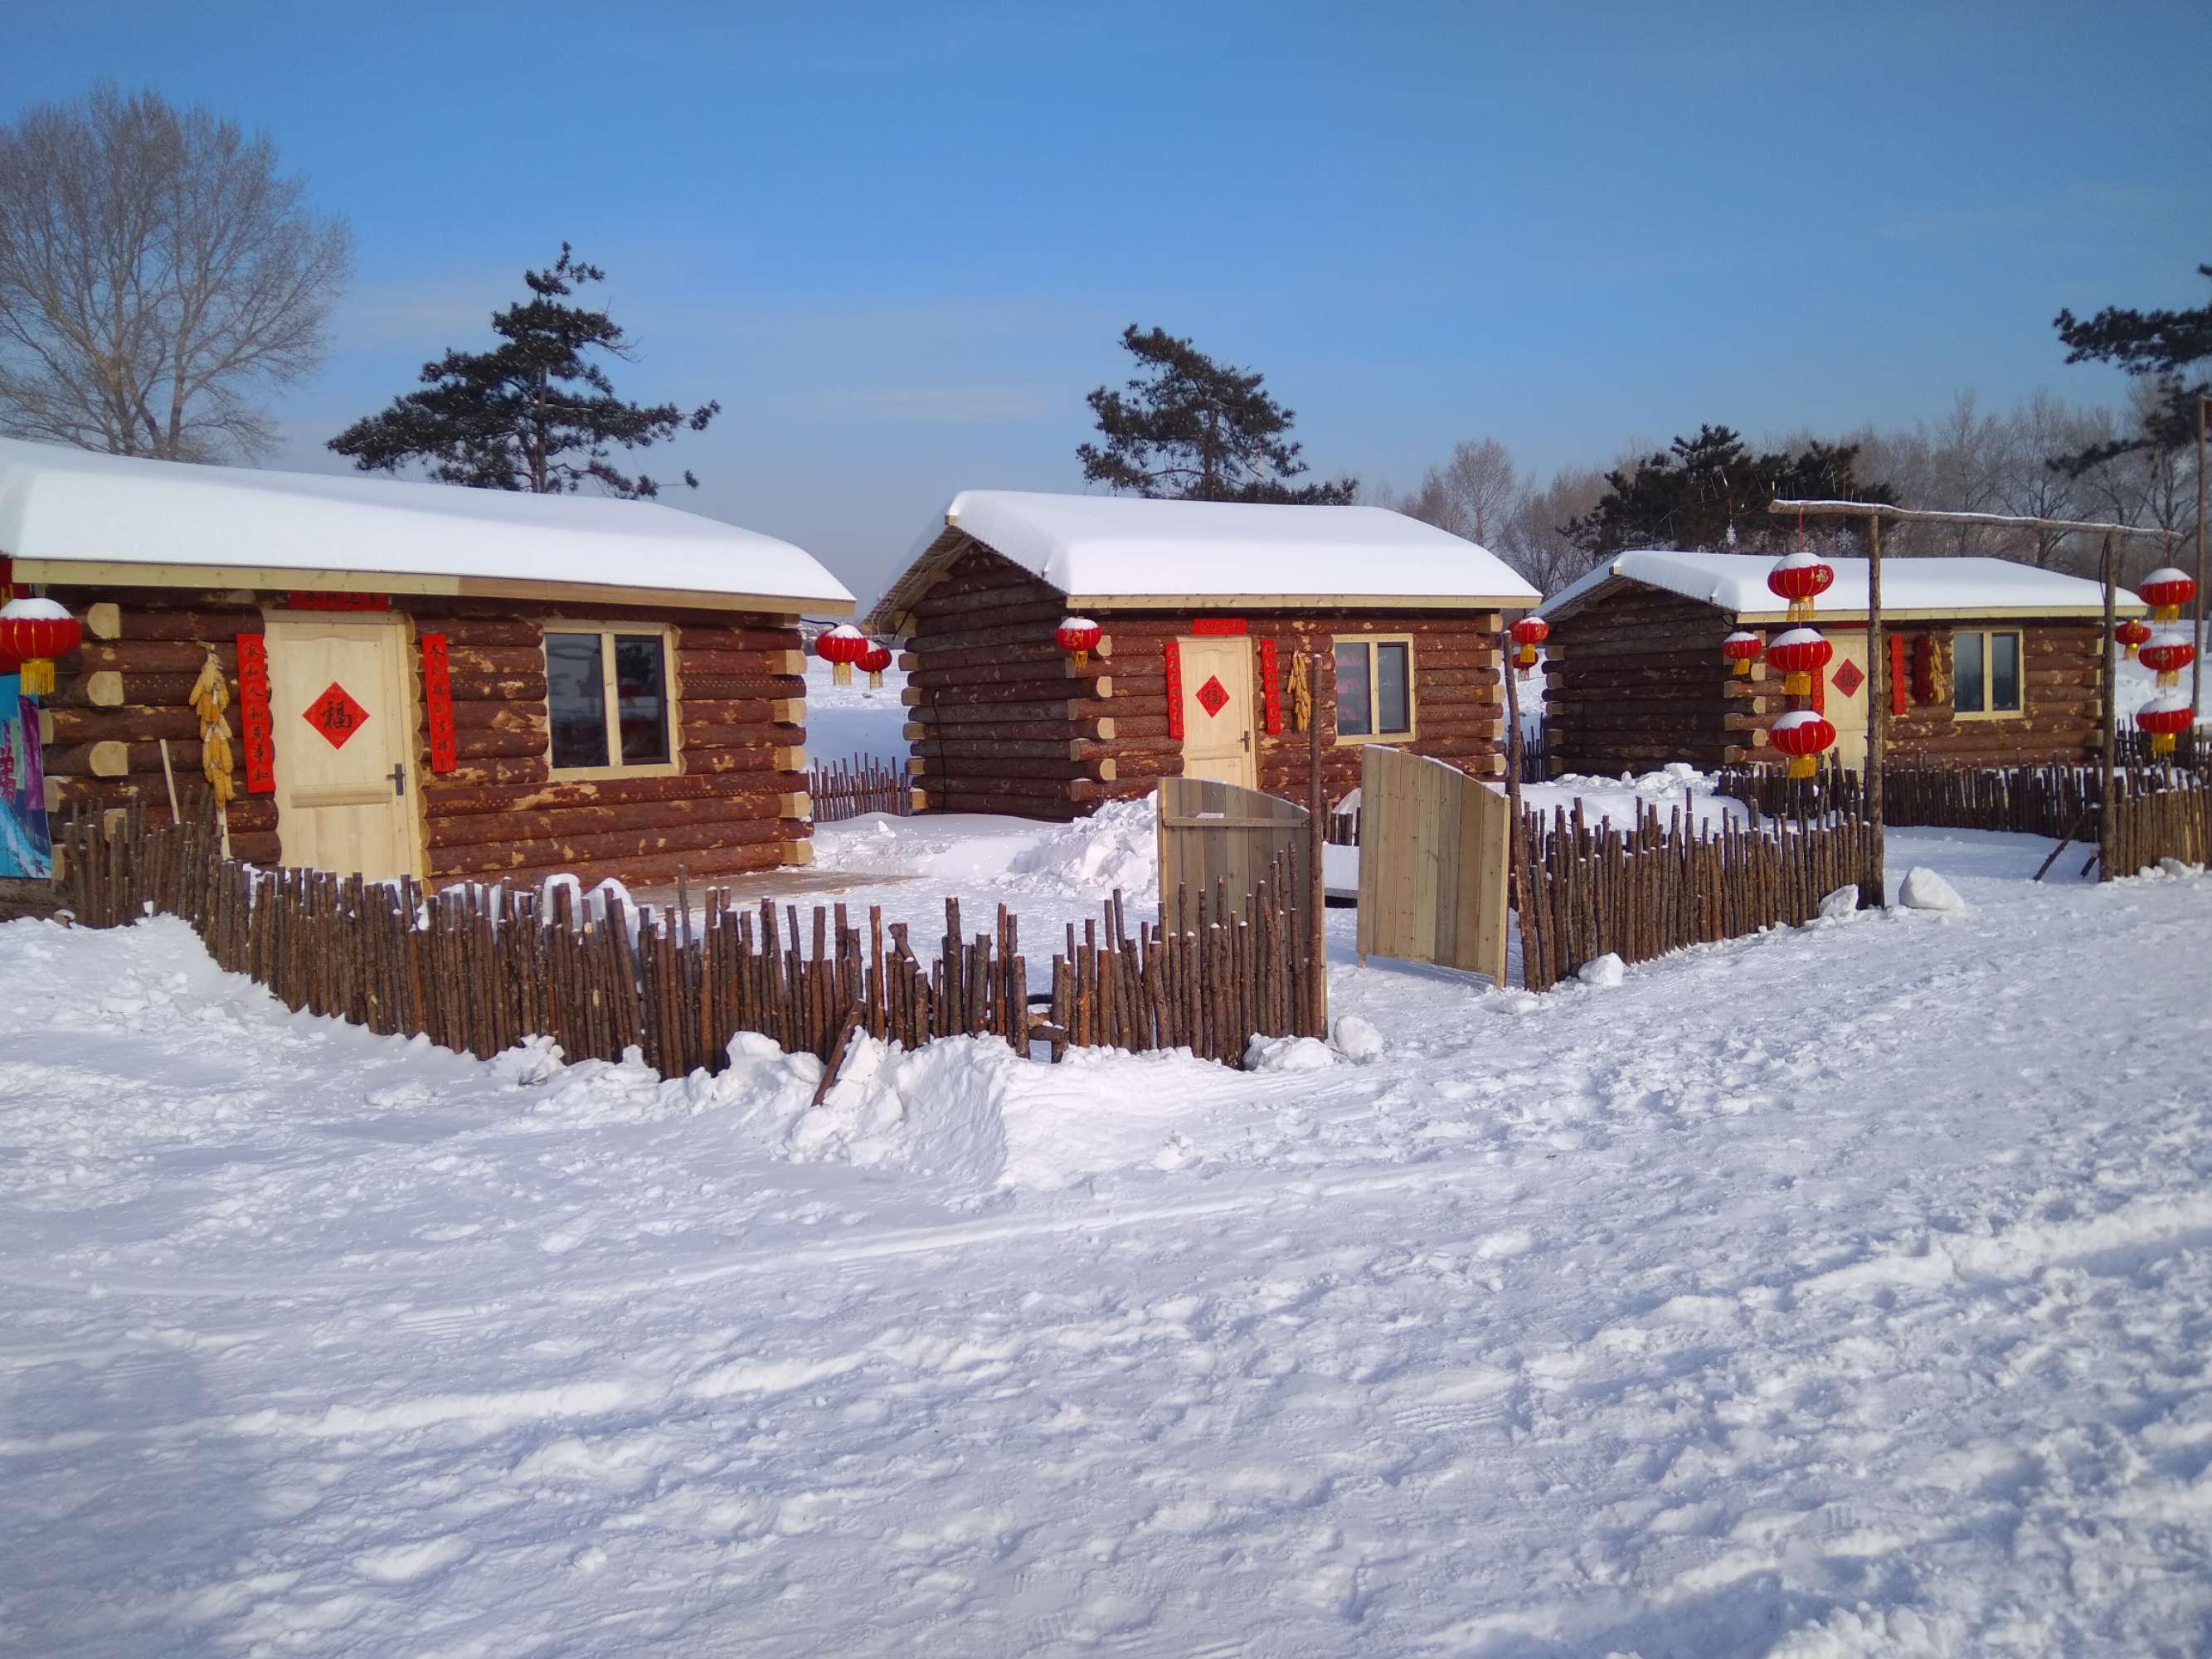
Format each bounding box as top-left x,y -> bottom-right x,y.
420,632 -> 457,775
1190,616 -> 1246,636
1811,661 -> 1826,716
1164,640 -> 1184,740
1889,634 -> 1910,717
1258,637 -> 1282,735
234,633 -> 275,795
284,591 -> 390,612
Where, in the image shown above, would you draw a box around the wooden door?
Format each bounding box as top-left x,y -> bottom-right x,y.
1826,635 -> 1870,773
1176,636 -> 1256,789
1354,743 -> 1510,984
265,614 -> 420,880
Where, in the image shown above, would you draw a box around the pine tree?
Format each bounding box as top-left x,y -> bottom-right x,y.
1563,426 -> 1889,555
329,245 -> 718,497
1077,325 -> 1355,504
2051,262 -> 2211,473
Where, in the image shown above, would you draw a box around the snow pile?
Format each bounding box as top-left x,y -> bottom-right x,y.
1002,795 -> 1159,900
1331,1013 -> 1383,1061
1577,951 -> 1626,987
516,1028 -> 1020,1190
1898,865 -> 1966,912
1245,1033 -> 1334,1072
1818,883 -> 1861,919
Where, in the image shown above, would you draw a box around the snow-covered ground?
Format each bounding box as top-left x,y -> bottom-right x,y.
803,654 -> 912,772
5,819 -> 2212,1655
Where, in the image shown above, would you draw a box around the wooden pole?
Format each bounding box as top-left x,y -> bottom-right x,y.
1305,647 -> 1327,1039
2195,394 -> 2207,726
1500,623 -> 1529,979
1864,513 -> 1886,907
2099,532 -> 2117,883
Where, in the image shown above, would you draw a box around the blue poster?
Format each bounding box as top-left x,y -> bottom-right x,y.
0,674 -> 52,879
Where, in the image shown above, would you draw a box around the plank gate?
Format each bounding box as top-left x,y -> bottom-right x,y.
1155,776 -> 1320,1034
1354,743 -> 1510,984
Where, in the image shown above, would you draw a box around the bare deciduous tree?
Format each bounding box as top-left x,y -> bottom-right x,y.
0,84 -> 350,463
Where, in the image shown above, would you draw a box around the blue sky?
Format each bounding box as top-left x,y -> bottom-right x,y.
7,1 -> 2208,603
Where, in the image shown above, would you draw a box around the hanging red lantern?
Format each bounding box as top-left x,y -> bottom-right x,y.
814,623 -> 868,686
2139,630 -> 2197,677
2139,567 -> 2197,620
1056,615 -> 1102,668
857,639 -> 893,689
0,597 -> 82,698
1768,709 -> 1835,779
2115,617 -> 2153,660
1722,630 -> 1763,677
2137,694 -> 2193,757
1508,615 -> 1549,670
1766,552 -> 1835,620
1763,626 -> 1833,698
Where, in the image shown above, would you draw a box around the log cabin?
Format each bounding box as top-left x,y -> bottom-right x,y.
866,491 -> 1542,820
1535,550 -> 2143,774
0,437 -> 854,886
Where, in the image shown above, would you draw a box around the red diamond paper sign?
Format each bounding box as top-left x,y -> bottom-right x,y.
1830,659 -> 1865,698
304,682 -> 370,749
1194,675 -> 1230,718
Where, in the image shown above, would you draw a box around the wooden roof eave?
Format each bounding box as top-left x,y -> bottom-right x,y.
8,556 -> 854,619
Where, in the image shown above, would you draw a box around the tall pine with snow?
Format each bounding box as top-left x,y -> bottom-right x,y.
1077,326 -> 1356,504
329,245 -> 718,498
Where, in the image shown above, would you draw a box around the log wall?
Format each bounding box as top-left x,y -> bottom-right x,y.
38,587 -> 813,888
897,540 -> 1507,820
1546,585 -> 2107,774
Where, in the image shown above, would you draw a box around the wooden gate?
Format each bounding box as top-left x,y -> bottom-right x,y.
1354,743 -> 1510,982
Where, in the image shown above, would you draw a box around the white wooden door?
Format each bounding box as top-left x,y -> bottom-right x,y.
265,614 -> 420,879
1176,636 -> 1257,790
1825,635 -> 1869,773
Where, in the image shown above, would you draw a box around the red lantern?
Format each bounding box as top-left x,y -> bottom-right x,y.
815,623 -> 868,686
1767,552 -> 1835,618
1723,630 -> 1763,677
2139,630 -> 2196,677
1768,709 -> 1835,780
2139,567 -> 2196,619
1510,615 -> 1548,669
0,597 -> 82,698
2115,617 -> 2153,660
1763,625 -> 1831,698
2137,694 -> 2194,757
858,639 -> 893,689
1056,615 -> 1102,669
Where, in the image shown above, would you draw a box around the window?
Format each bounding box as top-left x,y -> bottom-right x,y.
1333,635 -> 1415,741
1952,628 -> 2023,719
547,627 -> 676,772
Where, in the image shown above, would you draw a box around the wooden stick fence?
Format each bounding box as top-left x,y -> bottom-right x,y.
60,810 -> 1309,1074
1514,799 -> 1877,990
808,755 -> 914,821
1717,759 -> 2211,876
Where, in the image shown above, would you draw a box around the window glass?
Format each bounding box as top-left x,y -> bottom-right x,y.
1988,632 -> 2020,712
1376,642 -> 1411,734
1334,642 -> 1372,736
1952,630 -> 1984,715
614,635 -> 670,763
547,632 -> 609,768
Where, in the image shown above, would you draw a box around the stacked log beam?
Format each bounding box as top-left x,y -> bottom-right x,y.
38,588 -> 276,862
407,602 -> 812,887
1549,586 -> 2109,774
896,540 -> 1512,820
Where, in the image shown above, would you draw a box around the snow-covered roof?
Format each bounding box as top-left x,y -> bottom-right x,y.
868,489 -> 1539,629
1538,549 -> 2138,624
0,438 -> 854,615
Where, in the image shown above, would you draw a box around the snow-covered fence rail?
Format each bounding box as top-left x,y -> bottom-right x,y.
59,810 -> 1311,1073
809,756 -> 914,821
1514,799 -> 1878,991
